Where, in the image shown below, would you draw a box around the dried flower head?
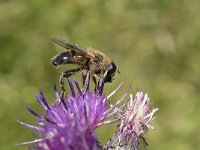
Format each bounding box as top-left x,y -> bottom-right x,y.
105,91 -> 158,150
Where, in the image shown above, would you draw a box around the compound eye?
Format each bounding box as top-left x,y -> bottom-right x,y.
108,62 -> 117,74
105,62 -> 117,83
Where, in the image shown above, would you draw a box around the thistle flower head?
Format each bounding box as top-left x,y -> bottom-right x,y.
17,75 -> 108,150
106,91 -> 158,150
120,92 -> 158,134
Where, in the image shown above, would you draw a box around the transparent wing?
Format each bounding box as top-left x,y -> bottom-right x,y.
50,37 -> 87,55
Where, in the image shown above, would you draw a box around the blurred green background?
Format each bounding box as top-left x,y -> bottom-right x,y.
0,0 -> 200,149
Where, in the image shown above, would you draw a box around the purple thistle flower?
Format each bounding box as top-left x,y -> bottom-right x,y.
105,91 -> 158,150
17,74 -> 127,150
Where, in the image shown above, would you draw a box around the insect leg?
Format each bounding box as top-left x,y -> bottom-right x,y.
84,72 -> 90,89
60,68 -> 82,98
97,68 -> 108,88
92,76 -> 98,91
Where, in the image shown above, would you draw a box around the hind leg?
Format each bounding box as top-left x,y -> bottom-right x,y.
60,68 -> 82,98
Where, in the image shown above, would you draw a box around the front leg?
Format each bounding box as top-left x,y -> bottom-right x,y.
60,68 -> 82,99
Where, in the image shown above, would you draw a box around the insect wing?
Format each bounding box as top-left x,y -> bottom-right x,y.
50,37 -> 87,55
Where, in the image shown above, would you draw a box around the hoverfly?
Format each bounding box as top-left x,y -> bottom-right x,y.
51,37 -> 119,97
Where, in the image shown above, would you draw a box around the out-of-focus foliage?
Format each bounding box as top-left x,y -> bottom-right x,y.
0,0 -> 199,149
